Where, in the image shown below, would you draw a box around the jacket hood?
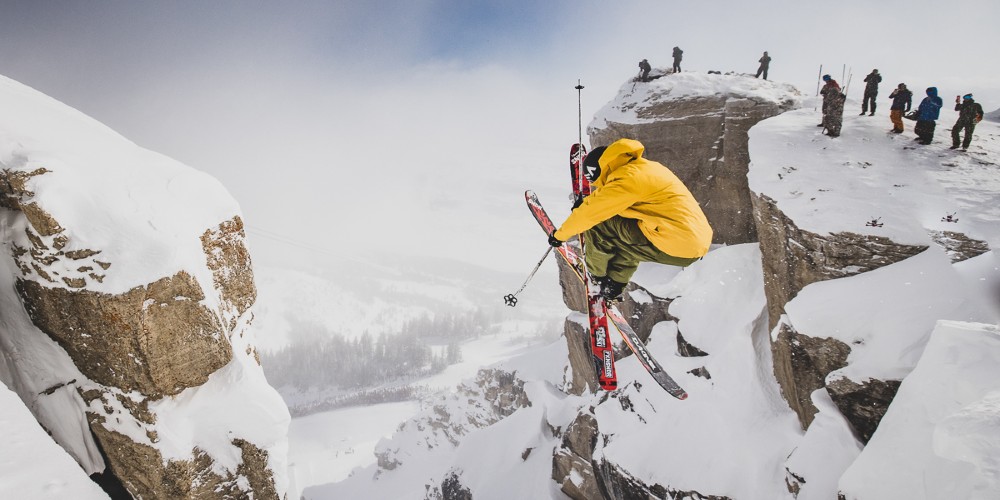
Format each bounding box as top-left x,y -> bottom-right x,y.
596,139 -> 645,184
926,87 -> 938,97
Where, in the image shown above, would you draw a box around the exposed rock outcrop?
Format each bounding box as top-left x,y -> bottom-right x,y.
0,77 -> 285,500
770,322 -> 851,429
825,376 -> 902,444
753,193 -> 929,333
552,413 -> 602,500
590,76 -> 800,245
563,318 -> 600,395
595,460 -> 732,500
374,369 -> 531,474
18,271 -> 232,397
2,177 -> 281,497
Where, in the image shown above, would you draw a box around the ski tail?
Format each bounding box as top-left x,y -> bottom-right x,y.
525,190 -> 616,390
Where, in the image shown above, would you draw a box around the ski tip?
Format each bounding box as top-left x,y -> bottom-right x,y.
675,391 -> 689,401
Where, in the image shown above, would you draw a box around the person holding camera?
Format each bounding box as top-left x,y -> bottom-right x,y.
951,94 -> 985,150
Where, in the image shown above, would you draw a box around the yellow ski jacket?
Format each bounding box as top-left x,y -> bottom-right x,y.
554,139 -> 712,259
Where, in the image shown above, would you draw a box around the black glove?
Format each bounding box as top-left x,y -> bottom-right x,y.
548,232 -> 563,247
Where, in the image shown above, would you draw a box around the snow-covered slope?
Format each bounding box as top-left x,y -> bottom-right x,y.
0,382 -> 108,499
313,244 -> 805,500
839,321 -> 1000,500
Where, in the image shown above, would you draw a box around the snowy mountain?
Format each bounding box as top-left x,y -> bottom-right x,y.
0,65 -> 997,500
313,72 -> 1000,499
0,75 -> 288,498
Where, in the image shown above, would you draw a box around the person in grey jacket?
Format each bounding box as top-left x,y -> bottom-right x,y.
860,69 -> 882,116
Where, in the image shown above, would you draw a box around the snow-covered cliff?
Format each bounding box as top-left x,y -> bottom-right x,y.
313,72 -> 1000,500
0,74 -> 289,498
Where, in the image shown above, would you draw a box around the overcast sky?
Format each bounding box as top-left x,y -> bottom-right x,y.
2,0 -> 997,275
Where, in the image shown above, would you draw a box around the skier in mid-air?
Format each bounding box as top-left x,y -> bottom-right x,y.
546,138 -> 713,300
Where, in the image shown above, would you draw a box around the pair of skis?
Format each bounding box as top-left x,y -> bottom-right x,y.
523,144 -> 687,400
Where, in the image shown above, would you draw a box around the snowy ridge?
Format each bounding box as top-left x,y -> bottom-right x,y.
591,71 -> 801,129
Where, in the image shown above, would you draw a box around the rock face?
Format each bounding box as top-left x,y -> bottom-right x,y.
17,270 -> 233,397
1,167 -> 280,497
552,413 -> 601,500
770,322 -> 851,429
0,75 -> 286,500
751,193 -> 929,430
753,193 -> 929,333
589,75 -> 800,245
825,376 -> 902,444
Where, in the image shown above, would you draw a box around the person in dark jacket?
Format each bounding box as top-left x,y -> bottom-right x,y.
951,94 -> 985,150
914,87 -> 943,145
888,83 -> 912,133
638,59 -> 651,82
819,75 -> 844,137
861,69 -> 882,116
672,47 -> 683,73
755,51 -> 771,79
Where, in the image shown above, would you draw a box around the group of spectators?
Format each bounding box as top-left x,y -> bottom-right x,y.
819,69 -> 985,150
636,49 -> 771,82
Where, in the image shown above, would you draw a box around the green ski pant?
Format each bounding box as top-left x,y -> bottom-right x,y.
584,216 -> 700,284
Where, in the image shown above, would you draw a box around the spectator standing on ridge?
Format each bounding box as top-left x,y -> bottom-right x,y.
888,83 -> 912,133
819,75 -> 844,137
755,51 -> 771,79
861,69 -> 882,116
672,47 -> 683,73
548,139 -> 712,301
638,59 -> 651,82
914,87 -> 943,145
951,93 -> 985,150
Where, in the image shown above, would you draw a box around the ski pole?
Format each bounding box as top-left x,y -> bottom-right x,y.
504,246 -> 554,307
576,79 -> 584,147
815,64 -> 822,111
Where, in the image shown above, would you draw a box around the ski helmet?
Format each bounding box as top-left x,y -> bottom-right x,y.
583,146 -> 607,183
